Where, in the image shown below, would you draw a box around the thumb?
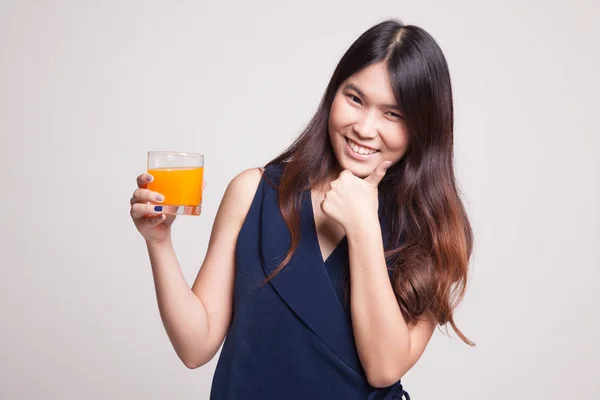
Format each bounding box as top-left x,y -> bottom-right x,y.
364,160 -> 392,188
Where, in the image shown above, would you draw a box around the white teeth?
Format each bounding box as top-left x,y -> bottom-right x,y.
348,138 -> 377,155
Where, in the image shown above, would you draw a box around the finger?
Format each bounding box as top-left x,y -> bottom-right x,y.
364,160 -> 392,188
131,189 -> 165,206
320,198 -> 327,215
135,213 -> 166,227
146,213 -> 166,226
339,169 -> 354,179
136,174 -> 154,189
137,173 -> 154,188
131,203 -> 164,219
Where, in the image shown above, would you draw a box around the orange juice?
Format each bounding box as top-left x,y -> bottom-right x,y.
147,166 -> 204,206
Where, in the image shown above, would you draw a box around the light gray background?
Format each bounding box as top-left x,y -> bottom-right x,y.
1,0 -> 598,399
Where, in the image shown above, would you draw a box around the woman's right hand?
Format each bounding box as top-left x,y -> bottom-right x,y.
130,173 -> 176,244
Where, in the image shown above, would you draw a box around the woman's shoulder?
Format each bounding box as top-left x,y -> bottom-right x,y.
228,159 -> 286,190
211,168 -> 264,235
226,167 -> 265,200
223,163 -> 288,213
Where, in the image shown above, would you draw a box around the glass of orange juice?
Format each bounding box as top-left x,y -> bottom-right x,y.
147,151 -> 204,216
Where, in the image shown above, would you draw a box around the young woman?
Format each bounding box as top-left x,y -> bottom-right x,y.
130,19 -> 474,400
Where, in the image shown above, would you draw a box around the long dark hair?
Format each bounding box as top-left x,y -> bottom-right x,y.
264,19 -> 474,346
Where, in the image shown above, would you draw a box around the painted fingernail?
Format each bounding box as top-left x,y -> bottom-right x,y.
156,195 -> 164,202
146,175 -> 153,182
154,205 -> 163,212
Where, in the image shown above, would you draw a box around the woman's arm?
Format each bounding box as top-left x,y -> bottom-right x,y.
317,163 -> 437,387
346,218 -> 436,388
147,168 -> 263,368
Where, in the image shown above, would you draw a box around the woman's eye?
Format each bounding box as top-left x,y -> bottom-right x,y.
349,95 -> 362,104
388,112 -> 403,119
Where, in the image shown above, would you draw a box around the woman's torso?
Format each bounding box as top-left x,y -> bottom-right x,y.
209,164 -> 407,400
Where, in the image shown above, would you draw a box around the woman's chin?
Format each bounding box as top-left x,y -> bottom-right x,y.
338,157 -> 376,178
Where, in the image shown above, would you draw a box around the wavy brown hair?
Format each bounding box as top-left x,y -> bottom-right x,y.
264,19 -> 474,346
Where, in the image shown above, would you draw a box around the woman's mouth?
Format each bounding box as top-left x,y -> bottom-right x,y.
345,137 -> 379,160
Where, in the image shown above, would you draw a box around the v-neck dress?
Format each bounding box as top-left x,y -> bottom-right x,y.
209,163 -> 410,400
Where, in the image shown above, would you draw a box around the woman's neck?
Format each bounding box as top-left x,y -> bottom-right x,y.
311,163 -> 342,194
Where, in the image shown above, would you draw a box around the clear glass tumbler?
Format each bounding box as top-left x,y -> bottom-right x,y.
147,151 -> 204,216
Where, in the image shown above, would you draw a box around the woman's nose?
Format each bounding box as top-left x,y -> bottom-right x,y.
353,111 -> 378,139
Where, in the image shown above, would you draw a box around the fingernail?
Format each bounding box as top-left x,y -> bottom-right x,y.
156,195 -> 164,202
146,175 -> 153,182
154,205 -> 163,212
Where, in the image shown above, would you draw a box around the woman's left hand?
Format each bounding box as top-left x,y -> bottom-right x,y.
320,160 -> 392,232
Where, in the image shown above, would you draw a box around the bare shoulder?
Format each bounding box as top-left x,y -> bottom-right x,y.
218,167 -> 264,219
224,167 -> 263,203
228,167 -> 264,194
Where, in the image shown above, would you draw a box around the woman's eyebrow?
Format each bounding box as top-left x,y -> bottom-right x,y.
343,83 -> 400,110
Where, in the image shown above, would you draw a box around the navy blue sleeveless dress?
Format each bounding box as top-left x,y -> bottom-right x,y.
210,164 -> 410,399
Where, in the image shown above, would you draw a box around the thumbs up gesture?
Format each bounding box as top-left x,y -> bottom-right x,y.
320,161 -> 392,232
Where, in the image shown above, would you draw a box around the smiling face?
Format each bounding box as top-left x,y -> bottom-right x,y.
327,62 -> 410,178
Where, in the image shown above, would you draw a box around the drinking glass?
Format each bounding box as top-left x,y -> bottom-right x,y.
147,151 -> 204,216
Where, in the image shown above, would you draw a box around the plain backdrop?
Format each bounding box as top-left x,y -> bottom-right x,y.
1,0 -> 598,399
